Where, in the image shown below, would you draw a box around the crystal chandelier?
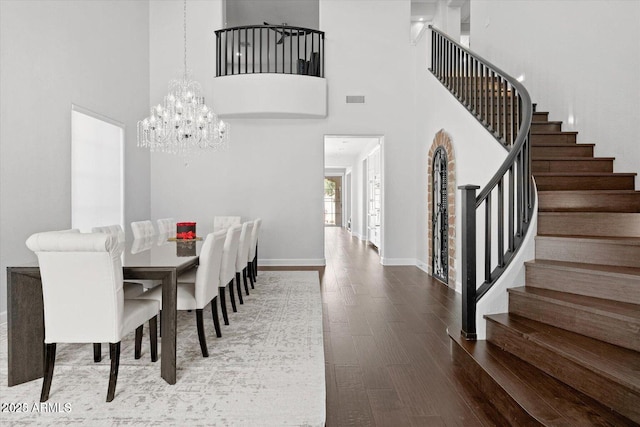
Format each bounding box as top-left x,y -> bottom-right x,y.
137,0 -> 228,156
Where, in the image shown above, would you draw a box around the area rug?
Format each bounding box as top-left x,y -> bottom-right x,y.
0,271 -> 325,426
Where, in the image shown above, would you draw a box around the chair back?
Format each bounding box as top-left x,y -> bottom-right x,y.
92,224 -> 125,242
131,220 -> 155,239
236,221 -> 254,271
213,216 -> 241,232
194,230 -> 226,308
248,218 -> 262,261
26,232 -> 125,344
220,224 -> 242,285
156,218 -> 175,235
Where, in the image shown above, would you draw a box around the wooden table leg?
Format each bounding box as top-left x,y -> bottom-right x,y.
7,268 -> 45,386
160,269 -> 177,385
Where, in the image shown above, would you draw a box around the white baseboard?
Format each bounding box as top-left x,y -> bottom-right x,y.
416,260 -> 429,273
380,257 -> 417,266
259,258 -> 326,267
351,231 -> 366,241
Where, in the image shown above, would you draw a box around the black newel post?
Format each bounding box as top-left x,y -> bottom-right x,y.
459,184 -> 480,340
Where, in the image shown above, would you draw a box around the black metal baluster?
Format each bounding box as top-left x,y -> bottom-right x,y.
244,28 -> 248,74
497,178 -> 504,267
231,30 -> 234,75
289,28 -> 293,74
322,33 -> 325,77
485,197 -> 492,283
489,70 -> 495,132
252,28 -> 255,73
496,75 -> 502,140
503,79 -> 508,144
508,164 -> 515,251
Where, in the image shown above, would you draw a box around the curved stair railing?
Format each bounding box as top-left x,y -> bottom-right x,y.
429,27 -> 535,339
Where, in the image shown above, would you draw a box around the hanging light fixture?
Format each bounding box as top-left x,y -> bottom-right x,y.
137,0 -> 228,156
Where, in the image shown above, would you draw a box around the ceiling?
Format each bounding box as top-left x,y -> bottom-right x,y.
225,0 -> 319,29
225,0 -> 469,30
325,136 -> 380,168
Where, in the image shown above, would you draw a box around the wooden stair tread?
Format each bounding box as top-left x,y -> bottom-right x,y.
525,259 -> 640,278
485,313 -> 640,394
533,157 -> 615,161
531,131 -> 578,135
532,142 -> 594,147
533,121 -> 563,125
507,286 -> 640,322
536,234 -> 640,244
538,190 -> 640,195
534,172 -> 637,177
450,331 -> 637,426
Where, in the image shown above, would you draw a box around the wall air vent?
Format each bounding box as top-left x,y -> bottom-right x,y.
346,95 -> 365,104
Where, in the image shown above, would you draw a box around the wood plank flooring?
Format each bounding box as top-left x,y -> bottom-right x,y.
265,227 -> 498,426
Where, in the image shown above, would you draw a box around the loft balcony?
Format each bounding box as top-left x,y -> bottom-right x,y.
212,25 -> 326,118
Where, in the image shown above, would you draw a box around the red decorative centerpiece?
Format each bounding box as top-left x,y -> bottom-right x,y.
176,222 -> 196,240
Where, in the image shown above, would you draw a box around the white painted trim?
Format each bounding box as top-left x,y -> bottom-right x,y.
259,258 -> 326,267
0,312 -> 6,325
380,257 -> 417,266
416,260 -> 429,273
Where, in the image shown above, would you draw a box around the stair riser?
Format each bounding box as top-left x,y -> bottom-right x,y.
536,237 -> 640,268
487,319 -> 640,423
508,292 -> 640,352
532,145 -> 593,158
533,113 -> 549,122
531,133 -> 577,144
538,192 -> 640,213
531,122 -> 562,132
538,213 -> 640,237
535,175 -> 635,191
525,264 -> 640,305
533,159 -> 613,173
450,341 -> 539,426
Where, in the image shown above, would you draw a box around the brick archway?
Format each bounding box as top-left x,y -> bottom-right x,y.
427,129 -> 456,287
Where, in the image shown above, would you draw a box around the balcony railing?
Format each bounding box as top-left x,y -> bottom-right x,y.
215,25 -> 325,77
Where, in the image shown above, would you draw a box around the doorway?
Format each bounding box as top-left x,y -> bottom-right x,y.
324,176 -> 342,227
324,135 -> 384,257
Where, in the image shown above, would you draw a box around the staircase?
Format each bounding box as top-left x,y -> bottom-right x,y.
451,110 -> 640,425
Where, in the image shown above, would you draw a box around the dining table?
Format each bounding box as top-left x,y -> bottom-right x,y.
6,234 -> 202,387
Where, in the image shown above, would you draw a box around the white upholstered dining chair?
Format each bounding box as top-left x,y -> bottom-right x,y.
213,216 -> 241,232
25,231 -> 159,402
92,224 -> 146,297
156,218 -> 175,235
134,230 -> 226,357
247,218 -> 262,284
218,224 -> 242,323
235,221 -> 254,302
130,220 -> 155,239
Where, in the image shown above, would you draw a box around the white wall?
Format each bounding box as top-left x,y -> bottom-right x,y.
471,0 -> 640,187
0,0 -> 151,319
149,0 -> 417,266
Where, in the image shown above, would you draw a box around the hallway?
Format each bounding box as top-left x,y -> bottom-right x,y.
321,227 -> 496,426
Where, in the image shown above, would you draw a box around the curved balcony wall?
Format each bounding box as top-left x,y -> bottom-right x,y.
213,25 -> 326,118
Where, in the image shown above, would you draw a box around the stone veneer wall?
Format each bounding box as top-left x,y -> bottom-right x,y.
427,129 -> 456,288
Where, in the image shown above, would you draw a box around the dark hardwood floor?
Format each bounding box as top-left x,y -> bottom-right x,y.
264,227 -> 500,426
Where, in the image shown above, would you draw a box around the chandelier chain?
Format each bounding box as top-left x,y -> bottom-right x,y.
183,0 -> 187,75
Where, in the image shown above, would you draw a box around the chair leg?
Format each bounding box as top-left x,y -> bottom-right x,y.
106,342 -> 121,402
134,325 -> 143,359
229,280 -> 237,312
211,298 -> 222,338
243,268 -> 250,295
93,343 -> 102,362
248,263 -> 255,289
40,343 -> 56,402
196,309 -> 208,357
149,315 -> 158,362
236,272 -> 244,305
220,289 -> 229,325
